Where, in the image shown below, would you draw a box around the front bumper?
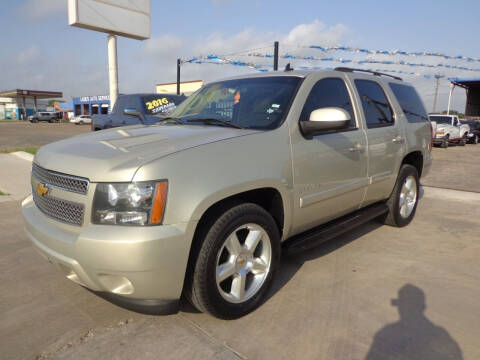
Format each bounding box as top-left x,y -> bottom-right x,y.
22,195 -> 197,313
433,135 -> 447,144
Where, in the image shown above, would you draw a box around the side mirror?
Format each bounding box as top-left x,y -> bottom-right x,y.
300,107 -> 351,138
123,108 -> 141,117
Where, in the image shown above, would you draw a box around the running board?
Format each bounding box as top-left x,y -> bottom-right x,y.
282,203 -> 388,255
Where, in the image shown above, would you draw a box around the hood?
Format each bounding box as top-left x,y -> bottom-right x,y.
34,124 -> 259,182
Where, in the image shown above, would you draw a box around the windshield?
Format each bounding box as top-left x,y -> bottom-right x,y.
429,116 -> 452,124
169,76 -> 302,130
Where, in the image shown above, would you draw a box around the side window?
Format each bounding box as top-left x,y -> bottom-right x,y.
389,83 -> 428,123
300,78 -> 356,129
355,80 -> 394,128
453,117 -> 458,126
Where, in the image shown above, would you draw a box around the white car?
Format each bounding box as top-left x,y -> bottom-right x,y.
429,114 -> 470,148
70,115 -> 92,125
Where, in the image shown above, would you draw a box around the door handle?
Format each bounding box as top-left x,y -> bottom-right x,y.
348,144 -> 365,152
392,136 -> 405,144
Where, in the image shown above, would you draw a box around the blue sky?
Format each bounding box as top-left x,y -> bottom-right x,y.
1,0 -> 479,111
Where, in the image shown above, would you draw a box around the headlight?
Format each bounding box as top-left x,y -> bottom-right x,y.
92,181 -> 168,226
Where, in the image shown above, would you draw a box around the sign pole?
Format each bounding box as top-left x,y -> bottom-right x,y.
177,59 -> 181,95
108,34 -> 119,111
273,41 -> 279,71
447,83 -> 455,115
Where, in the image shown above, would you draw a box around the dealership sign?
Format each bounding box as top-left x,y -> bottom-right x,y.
67,0 -> 151,40
79,95 -> 110,103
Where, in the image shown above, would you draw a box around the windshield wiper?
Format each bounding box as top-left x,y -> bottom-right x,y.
157,117 -> 184,125
185,117 -> 244,129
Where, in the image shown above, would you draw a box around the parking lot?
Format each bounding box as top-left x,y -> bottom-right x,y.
1,123 -> 479,360
0,122 -> 90,151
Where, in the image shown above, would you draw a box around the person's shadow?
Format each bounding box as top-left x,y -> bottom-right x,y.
365,284 -> 463,360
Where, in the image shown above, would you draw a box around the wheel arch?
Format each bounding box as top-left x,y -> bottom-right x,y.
401,151 -> 424,178
183,187 -> 287,296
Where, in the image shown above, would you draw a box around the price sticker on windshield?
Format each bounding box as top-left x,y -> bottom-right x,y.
145,98 -> 176,114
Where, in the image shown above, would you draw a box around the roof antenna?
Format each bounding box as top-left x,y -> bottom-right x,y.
284,63 -> 294,72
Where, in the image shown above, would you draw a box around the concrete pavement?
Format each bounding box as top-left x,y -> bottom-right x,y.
1,146 -> 479,359
1,188 -> 479,360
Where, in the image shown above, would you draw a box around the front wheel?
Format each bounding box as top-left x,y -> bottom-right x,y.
441,135 -> 449,148
382,164 -> 419,227
186,203 -> 280,319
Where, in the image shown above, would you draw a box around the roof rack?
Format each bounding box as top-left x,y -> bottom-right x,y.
334,67 -> 403,81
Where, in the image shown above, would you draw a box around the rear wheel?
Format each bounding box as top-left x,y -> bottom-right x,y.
382,164 -> 419,227
186,203 -> 280,319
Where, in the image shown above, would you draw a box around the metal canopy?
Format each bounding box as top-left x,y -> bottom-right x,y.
448,78 -> 480,117
0,89 -> 62,99
0,89 -> 63,117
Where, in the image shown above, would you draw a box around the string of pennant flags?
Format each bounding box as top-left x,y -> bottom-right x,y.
182,43 -> 480,80
243,52 -> 480,73
307,45 -> 480,63
182,54 -> 462,79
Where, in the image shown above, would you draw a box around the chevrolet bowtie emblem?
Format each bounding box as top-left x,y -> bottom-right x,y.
36,183 -> 50,197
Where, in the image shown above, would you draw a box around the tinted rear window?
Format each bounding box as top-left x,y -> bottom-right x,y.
390,83 -> 428,123
355,80 -> 394,128
114,96 -> 139,112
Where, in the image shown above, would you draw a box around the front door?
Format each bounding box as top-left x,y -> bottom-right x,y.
291,76 -> 368,235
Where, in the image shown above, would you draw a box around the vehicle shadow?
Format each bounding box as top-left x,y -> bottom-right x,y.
364,284 -> 463,360
263,219 -> 383,304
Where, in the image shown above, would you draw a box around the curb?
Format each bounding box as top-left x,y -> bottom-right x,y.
11,151 -> 34,162
422,185 -> 480,202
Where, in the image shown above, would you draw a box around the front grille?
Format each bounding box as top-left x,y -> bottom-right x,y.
32,190 -> 84,226
32,163 -> 89,195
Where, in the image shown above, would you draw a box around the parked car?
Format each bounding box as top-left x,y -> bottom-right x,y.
70,115 -> 92,125
460,120 -> 480,144
22,68 -> 432,319
92,93 -> 187,131
429,114 -> 470,148
29,112 -> 58,123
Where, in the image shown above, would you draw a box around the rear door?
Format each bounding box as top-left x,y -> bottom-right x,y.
350,77 -> 406,204
290,75 -> 368,234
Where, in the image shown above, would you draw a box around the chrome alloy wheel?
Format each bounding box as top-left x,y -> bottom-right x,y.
215,223 -> 272,304
399,175 -> 417,218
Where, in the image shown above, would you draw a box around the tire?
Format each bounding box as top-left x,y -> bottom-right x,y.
382,164 -> 419,227
440,135 -> 449,148
79,120 -> 83,125
185,203 -> 280,319
473,135 -> 479,145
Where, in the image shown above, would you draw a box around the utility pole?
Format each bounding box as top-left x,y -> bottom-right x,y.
432,74 -> 441,113
273,41 -> 279,71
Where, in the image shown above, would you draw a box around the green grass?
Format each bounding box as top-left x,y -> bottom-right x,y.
0,147 -> 38,155
0,190 -> 8,196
